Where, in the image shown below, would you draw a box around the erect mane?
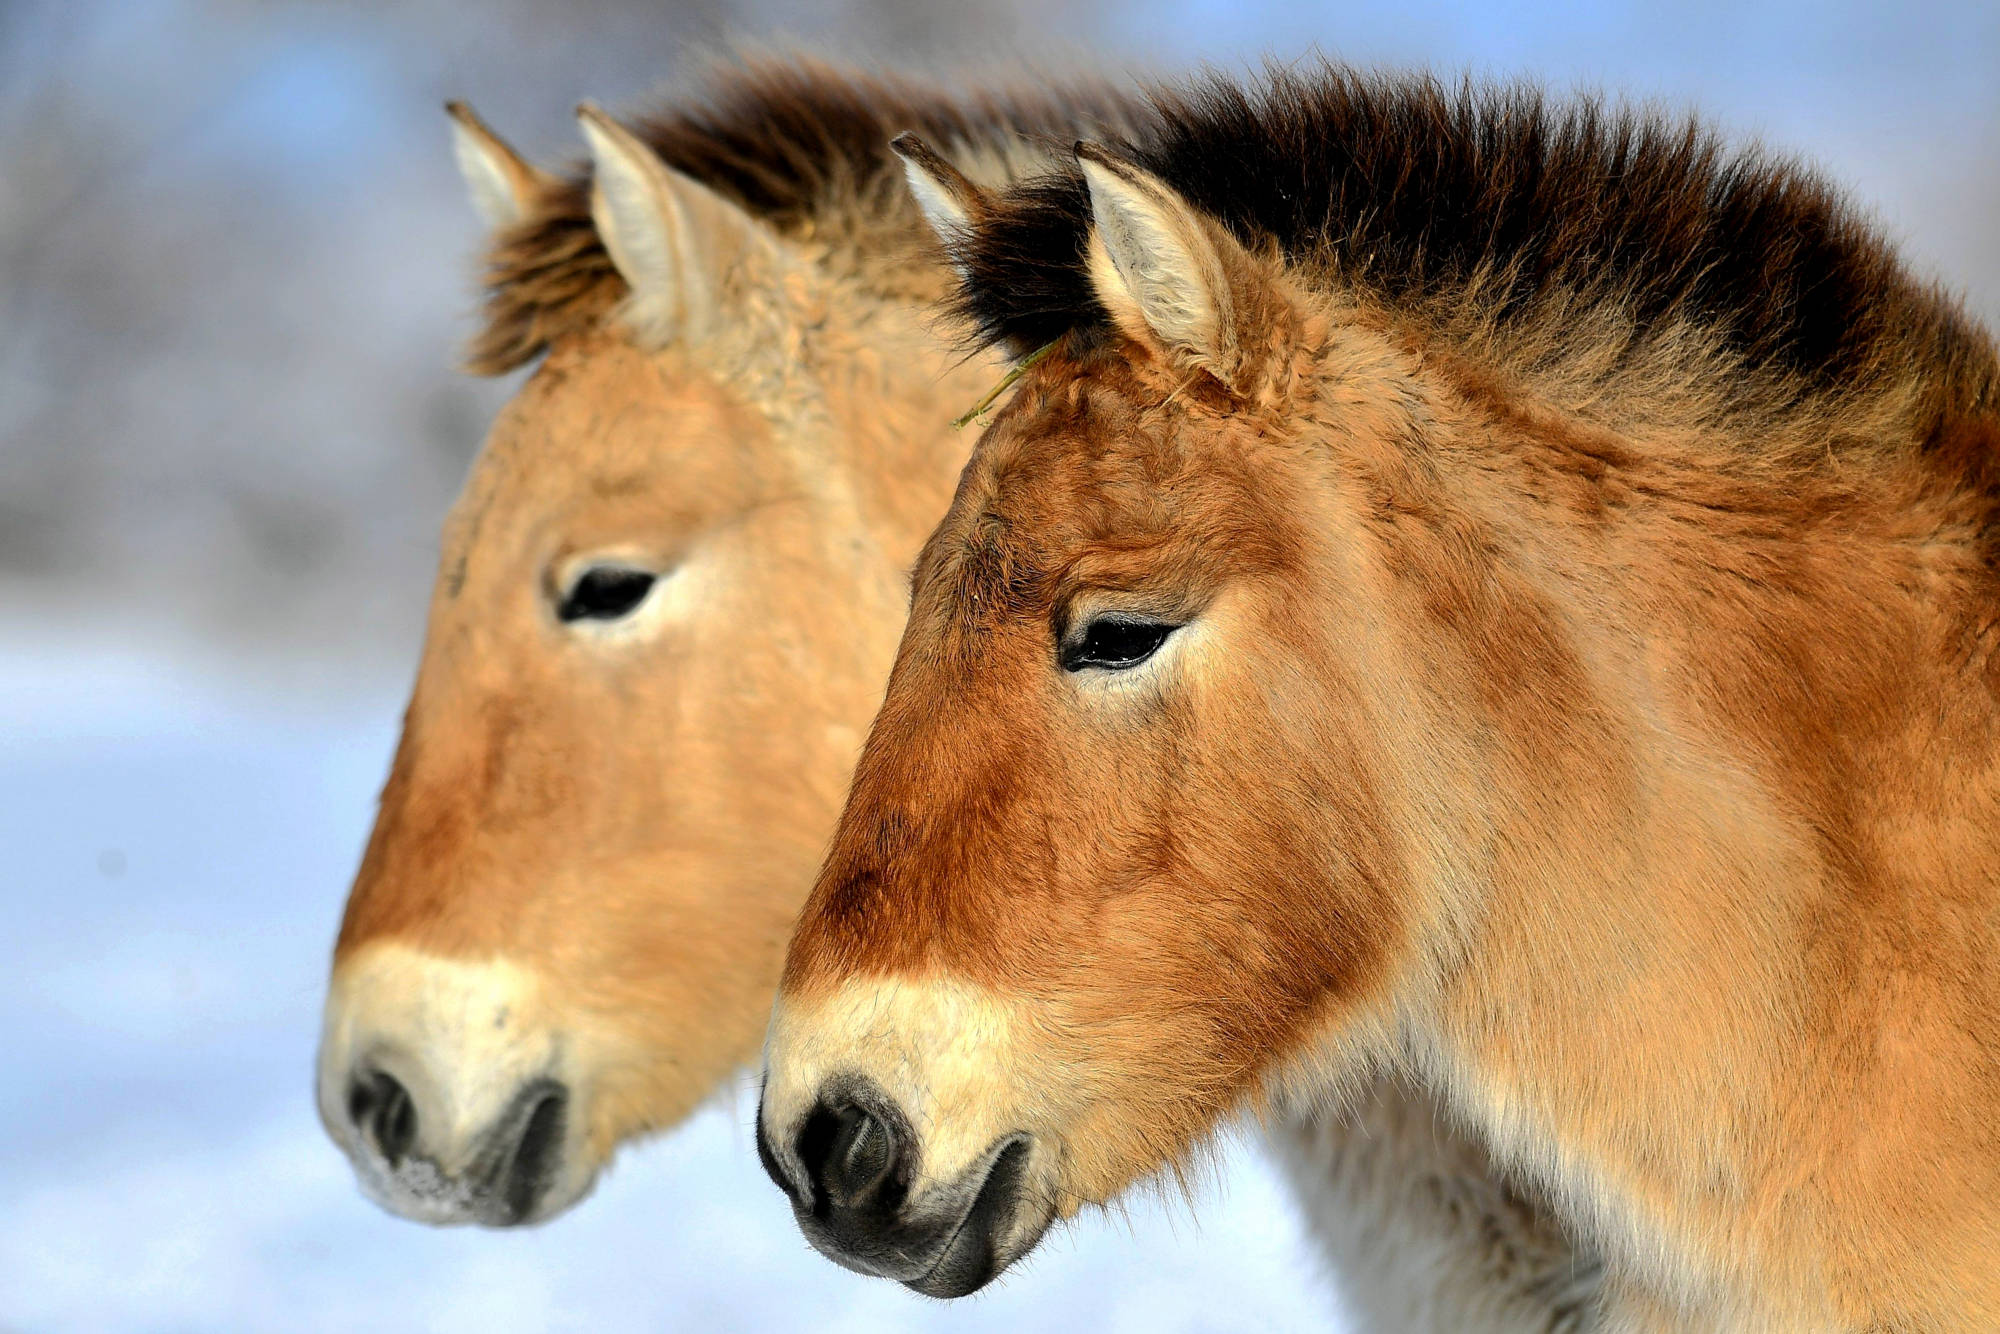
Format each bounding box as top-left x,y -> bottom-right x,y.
951,63 -> 1997,424
467,57 -> 1140,375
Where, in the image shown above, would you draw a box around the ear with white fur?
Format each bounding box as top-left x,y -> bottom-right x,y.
446,101 -> 557,229
1076,142 -> 1267,383
890,132 -> 990,255
576,102 -> 776,340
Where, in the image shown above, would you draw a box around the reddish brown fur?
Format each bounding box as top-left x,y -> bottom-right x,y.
778,70 -> 2000,1326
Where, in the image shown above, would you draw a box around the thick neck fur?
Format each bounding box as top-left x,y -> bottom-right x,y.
1290,293 -> 2000,1326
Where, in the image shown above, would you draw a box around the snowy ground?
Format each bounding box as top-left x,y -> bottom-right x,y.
0,642 -> 1349,1332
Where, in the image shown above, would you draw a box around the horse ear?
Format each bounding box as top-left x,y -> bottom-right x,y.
890,132 -> 989,254
446,101 -> 557,229
1076,143 -> 1265,383
576,102 -> 772,339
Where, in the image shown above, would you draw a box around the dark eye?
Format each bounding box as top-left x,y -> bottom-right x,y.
557,566 -> 656,623
1060,616 -> 1177,672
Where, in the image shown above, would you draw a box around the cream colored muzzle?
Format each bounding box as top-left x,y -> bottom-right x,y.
317,943 -> 596,1226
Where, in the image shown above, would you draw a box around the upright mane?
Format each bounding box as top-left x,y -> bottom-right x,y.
950,63 -> 1997,431
468,57 -> 1139,374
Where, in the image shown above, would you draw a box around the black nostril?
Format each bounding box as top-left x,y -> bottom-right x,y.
500,1083 -> 567,1223
797,1101 -> 900,1209
832,1105 -> 893,1200
349,1070 -> 417,1167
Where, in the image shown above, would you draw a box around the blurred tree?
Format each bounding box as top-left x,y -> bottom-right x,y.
0,0 -> 1990,672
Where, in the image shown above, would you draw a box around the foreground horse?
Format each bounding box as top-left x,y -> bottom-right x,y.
760,67 -> 2000,1327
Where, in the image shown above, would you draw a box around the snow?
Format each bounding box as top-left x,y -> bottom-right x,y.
0,644 -> 1347,1332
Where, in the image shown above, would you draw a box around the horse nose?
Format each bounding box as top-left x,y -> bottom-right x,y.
335,1061 -> 569,1226
799,1101 -> 902,1209
757,1080 -> 912,1215
486,1078 -> 569,1222
319,949 -> 584,1225
759,1078 -> 1035,1296
346,1069 -> 418,1167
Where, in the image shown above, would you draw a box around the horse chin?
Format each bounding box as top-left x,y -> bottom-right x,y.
902,1137 -> 1049,1298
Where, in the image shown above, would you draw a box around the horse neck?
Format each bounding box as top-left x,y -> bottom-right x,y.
1361,353 -> 2000,1284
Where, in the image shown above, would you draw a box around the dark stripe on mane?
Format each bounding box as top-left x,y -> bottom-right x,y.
950,63 -> 1996,415
469,58 -> 1138,374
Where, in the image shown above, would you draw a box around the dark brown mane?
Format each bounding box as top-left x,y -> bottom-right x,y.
950,62 -> 1997,422
467,58 -> 1139,374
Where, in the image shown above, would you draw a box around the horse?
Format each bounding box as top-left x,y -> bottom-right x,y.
317,57 -> 1596,1329
758,64 -> 2000,1329
315,58 -> 1122,1225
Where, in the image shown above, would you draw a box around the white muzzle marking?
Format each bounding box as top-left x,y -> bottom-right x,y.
317,943 -> 589,1224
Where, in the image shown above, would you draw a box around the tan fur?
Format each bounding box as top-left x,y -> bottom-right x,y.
322,75 -> 1008,1217
327,300 -> 979,1197
772,131 -> 2000,1326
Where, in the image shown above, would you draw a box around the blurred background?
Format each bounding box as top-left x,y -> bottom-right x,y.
3,1 -> 1994,1330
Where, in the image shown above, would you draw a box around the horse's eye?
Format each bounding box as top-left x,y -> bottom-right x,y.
1061,617 -> 1177,672
557,566 -> 657,623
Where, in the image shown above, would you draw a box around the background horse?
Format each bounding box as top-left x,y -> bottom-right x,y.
317,59 -> 1119,1224
760,65 -> 2000,1328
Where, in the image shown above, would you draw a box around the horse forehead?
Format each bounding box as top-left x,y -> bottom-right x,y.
964,409 -> 1106,519
917,362 -> 1190,589
512,338 -> 737,447
475,339 -> 779,513
972,402 -> 1206,550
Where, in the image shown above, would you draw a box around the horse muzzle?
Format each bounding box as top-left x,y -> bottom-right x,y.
317,944 -> 590,1226
330,1064 -> 570,1226
757,1075 -> 1045,1297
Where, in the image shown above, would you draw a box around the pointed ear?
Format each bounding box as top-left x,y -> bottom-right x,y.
890,133 -> 990,253
576,102 -> 775,339
446,101 -> 557,229
1076,143 -> 1270,385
